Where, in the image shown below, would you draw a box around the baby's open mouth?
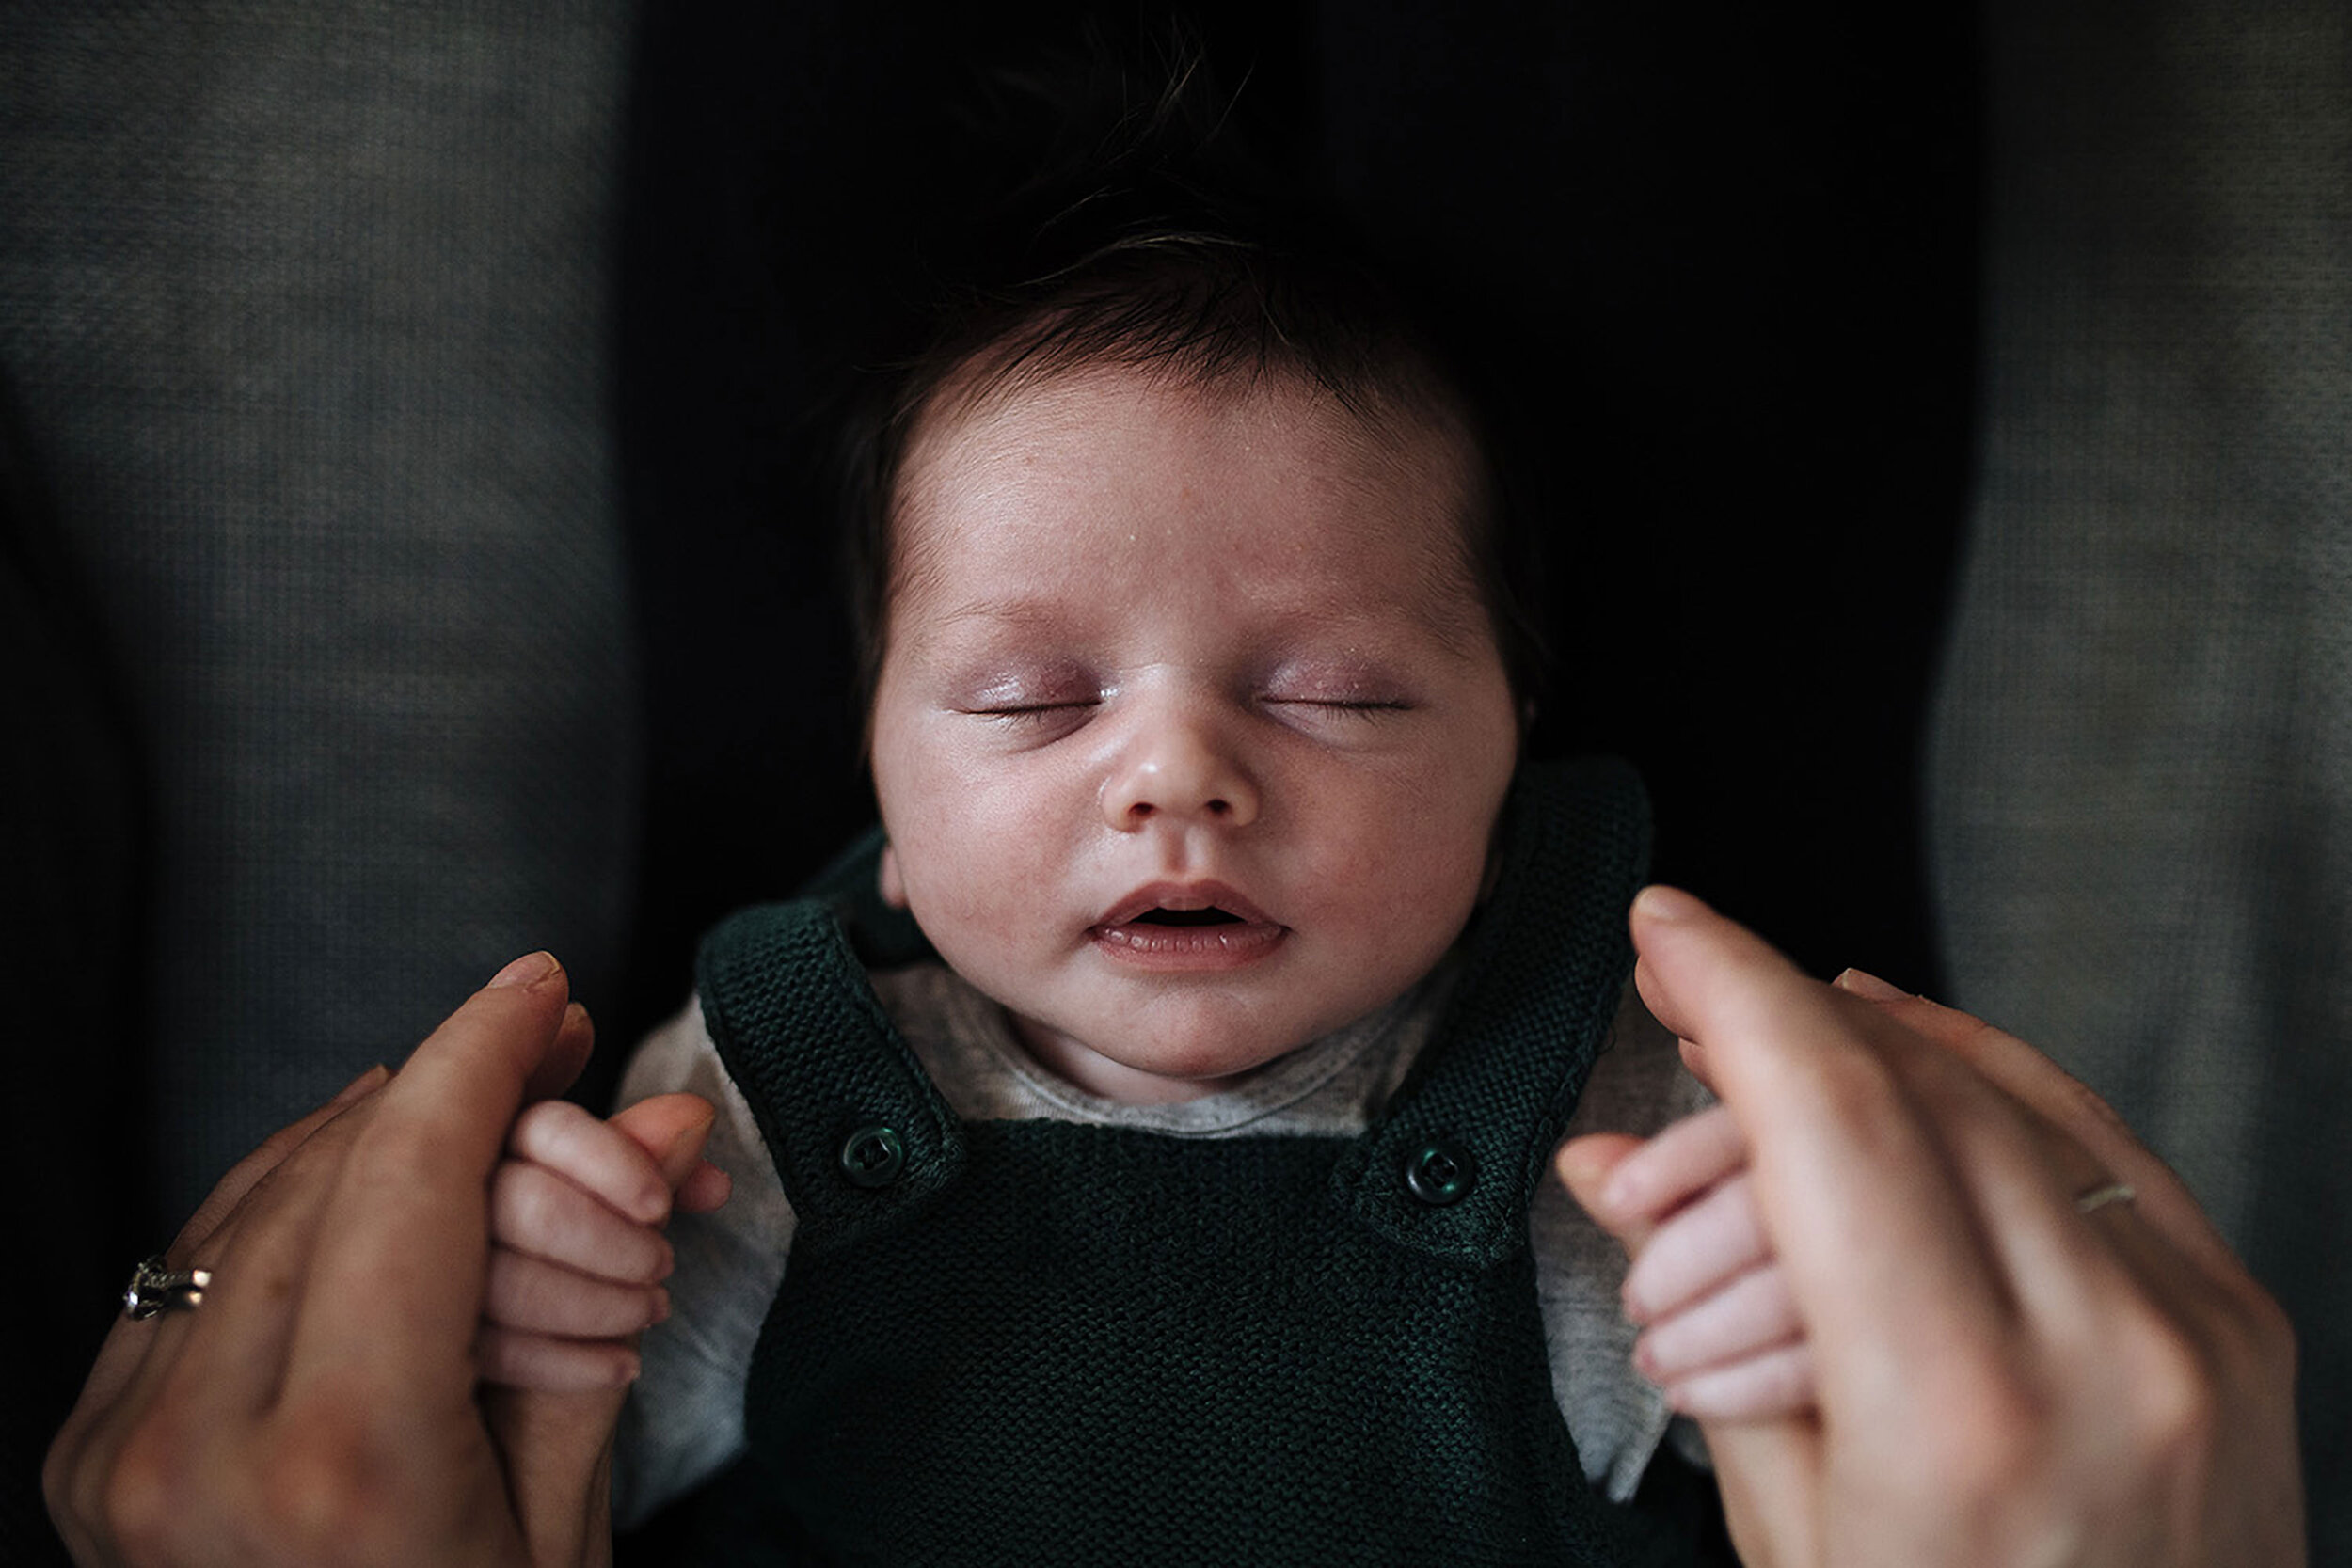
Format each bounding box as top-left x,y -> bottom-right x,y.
1090,889 -> 1284,967
1131,907 -> 1243,927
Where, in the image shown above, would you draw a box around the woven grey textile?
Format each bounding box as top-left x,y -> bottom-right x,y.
0,2 -> 641,1218
1931,5 -> 2350,1554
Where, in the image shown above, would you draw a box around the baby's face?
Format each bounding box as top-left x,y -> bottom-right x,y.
868,362 -> 1519,1103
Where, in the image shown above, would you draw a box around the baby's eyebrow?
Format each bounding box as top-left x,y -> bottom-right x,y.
927,597 -> 1075,631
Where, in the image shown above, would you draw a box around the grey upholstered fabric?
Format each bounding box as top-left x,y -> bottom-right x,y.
1932,5 -> 2349,1552
0,2 -> 641,1218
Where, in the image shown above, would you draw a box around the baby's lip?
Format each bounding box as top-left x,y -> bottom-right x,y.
1095,880 -> 1275,929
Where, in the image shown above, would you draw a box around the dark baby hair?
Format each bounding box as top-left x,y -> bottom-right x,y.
833,41 -> 1549,722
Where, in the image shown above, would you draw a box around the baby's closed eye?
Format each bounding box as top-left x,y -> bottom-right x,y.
951,661 -> 1102,717
1257,658 -> 1418,723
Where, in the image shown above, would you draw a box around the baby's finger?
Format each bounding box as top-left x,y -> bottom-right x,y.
676,1159 -> 733,1214
1663,1340 -> 1817,1423
485,1248 -> 670,1338
1635,1264 -> 1803,1384
508,1099 -> 670,1226
474,1323 -> 641,1393
490,1161 -> 674,1284
1556,1134 -> 1657,1253
1594,1103 -> 1747,1227
1621,1172 -> 1771,1323
609,1093 -> 721,1192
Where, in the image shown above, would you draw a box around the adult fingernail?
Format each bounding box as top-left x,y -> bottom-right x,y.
1632,885 -> 1710,924
330,1064 -> 390,1107
1832,967 -> 1910,1001
487,951 -> 560,990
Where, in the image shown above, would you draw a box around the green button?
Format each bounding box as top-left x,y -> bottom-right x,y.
839,1124 -> 906,1188
1402,1139 -> 1477,1207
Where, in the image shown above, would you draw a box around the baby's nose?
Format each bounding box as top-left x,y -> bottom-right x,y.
1099,712 -> 1261,831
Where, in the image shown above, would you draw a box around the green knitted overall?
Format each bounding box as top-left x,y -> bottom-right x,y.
676,759 -> 1729,1565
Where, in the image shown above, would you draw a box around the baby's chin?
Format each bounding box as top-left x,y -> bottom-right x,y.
1007,1008 -> 1323,1106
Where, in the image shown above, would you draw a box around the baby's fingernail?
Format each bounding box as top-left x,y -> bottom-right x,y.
1832,967 -> 1909,1001
1632,885 -> 1709,925
651,1288 -> 672,1324
488,951 -> 561,990
628,1180 -> 670,1227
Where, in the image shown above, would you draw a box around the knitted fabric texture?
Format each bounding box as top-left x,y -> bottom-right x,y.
686,758 -> 1720,1564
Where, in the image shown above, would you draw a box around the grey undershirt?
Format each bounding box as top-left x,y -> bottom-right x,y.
612,966 -> 1709,1528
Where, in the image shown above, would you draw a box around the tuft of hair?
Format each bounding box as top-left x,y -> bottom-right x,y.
834,30 -> 1547,721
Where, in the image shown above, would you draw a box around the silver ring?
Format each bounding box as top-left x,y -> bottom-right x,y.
123,1254 -> 212,1319
2074,1181 -> 2137,1215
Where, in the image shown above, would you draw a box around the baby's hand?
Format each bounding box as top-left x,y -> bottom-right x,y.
478,1092 -> 731,1392
1577,1104 -> 1815,1422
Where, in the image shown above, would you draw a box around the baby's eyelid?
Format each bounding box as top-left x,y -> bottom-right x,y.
951,672 -> 1103,715
957,696 -> 1097,716
1260,692 -> 1413,715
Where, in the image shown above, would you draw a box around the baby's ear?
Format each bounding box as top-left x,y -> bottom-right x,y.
878,843 -> 909,909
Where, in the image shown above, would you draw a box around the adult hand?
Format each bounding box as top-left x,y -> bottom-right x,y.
45,952 -> 608,1568
1559,888 -> 2303,1568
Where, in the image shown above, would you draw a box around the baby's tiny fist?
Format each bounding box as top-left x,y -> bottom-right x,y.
490,1158 -> 674,1285
1619,1171 -> 1771,1324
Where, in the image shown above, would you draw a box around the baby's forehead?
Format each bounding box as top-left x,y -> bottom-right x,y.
891,357 -> 1484,562
871,359 -> 1497,675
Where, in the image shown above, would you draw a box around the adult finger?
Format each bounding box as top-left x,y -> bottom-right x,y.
1812,972 -> 2231,1365
45,1061 -> 394,1530
171,1065 -> 393,1259
1637,891 -> 2306,1566
50,958 -> 578,1568
1630,886 -> 2015,1382
60,1097 -> 406,1561
525,1000 -> 597,1107
1832,972 -> 2237,1273
281,952 -> 579,1395
115,959 -> 572,1431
